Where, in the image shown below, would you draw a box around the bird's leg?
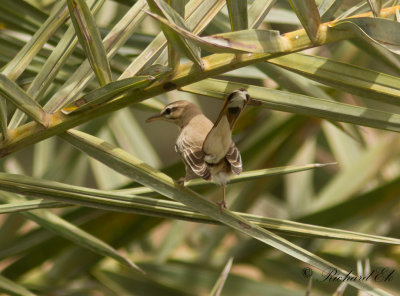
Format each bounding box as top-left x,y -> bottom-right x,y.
217,184 -> 227,212
176,170 -> 196,187
176,177 -> 185,186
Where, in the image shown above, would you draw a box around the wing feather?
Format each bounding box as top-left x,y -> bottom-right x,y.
177,136 -> 211,180
226,143 -> 242,175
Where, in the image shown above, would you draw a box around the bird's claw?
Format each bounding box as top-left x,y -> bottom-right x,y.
216,200 -> 227,213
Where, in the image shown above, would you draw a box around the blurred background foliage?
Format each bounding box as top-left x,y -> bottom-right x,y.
0,0 -> 400,295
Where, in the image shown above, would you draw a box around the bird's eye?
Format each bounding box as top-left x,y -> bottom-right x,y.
164,108 -> 172,115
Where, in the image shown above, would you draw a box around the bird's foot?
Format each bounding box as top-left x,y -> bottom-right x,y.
216,200 -> 227,213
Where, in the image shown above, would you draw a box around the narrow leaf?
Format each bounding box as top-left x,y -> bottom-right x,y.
0,192 -> 144,273
285,138 -> 316,217
266,53 -> 400,106
67,0 -> 112,86
0,1 -> 69,136
367,0 -> 382,17
2,1 -> 68,81
227,0 -> 248,31
136,64 -> 173,80
109,108 -> 162,167
319,0 -> 344,21
146,0 -> 204,69
336,1 -> 370,20
59,129 -> 391,295
0,274 -> 36,296
248,0 -> 277,29
167,0 -> 185,69
0,74 -> 49,127
0,172 -> 398,245
44,0 -> 147,113
121,0 -> 225,78
0,98 -> 6,140
300,174 -> 400,226
288,0 -> 321,43
3,6 -> 400,157
168,0 -> 185,17
181,78 -> 400,133
8,0 -> 105,129
308,135 -> 397,214
0,199 -> 65,214
61,76 -> 154,114
146,12 -> 284,53
210,257 -> 234,296
43,0 -> 223,114
331,17 -> 400,55
188,163 -> 337,188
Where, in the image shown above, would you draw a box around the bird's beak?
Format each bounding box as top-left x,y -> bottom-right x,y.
146,113 -> 164,123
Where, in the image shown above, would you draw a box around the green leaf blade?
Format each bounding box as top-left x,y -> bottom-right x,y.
0,192 -> 144,274
0,274 -> 37,296
227,0 -> 248,31
331,17 -> 400,55
248,0 -> 276,29
59,129 -> 391,295
266,53 -> 400,106
289,0 -> 321,43
181,78 -> 400,133
367,0 -> 382,17
146,0 -> 204,69
67,0 -> 112,86
2,1 -> 68,82
146,12 -> 284,54
61,76 -> 154,114
0,171 -> 398,245
0,74 -> 49,127
8,0 -> 105,129
44,0 -> 147,113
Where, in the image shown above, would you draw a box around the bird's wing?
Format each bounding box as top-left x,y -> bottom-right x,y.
226,142 -> 242,175
177,136 -> 211,180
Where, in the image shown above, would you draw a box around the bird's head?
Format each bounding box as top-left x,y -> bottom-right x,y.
145,100 -> 202,127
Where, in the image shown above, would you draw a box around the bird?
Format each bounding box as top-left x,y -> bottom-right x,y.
146,89 -> 250,210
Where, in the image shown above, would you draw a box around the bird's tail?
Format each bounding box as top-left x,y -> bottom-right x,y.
202,89 -> 249,164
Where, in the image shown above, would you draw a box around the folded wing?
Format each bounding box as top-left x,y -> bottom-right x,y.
176,136 -> 211,180
226,142 -> 242,175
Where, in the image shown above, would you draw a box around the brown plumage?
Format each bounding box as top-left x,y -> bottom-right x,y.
146,89 -> 249,209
